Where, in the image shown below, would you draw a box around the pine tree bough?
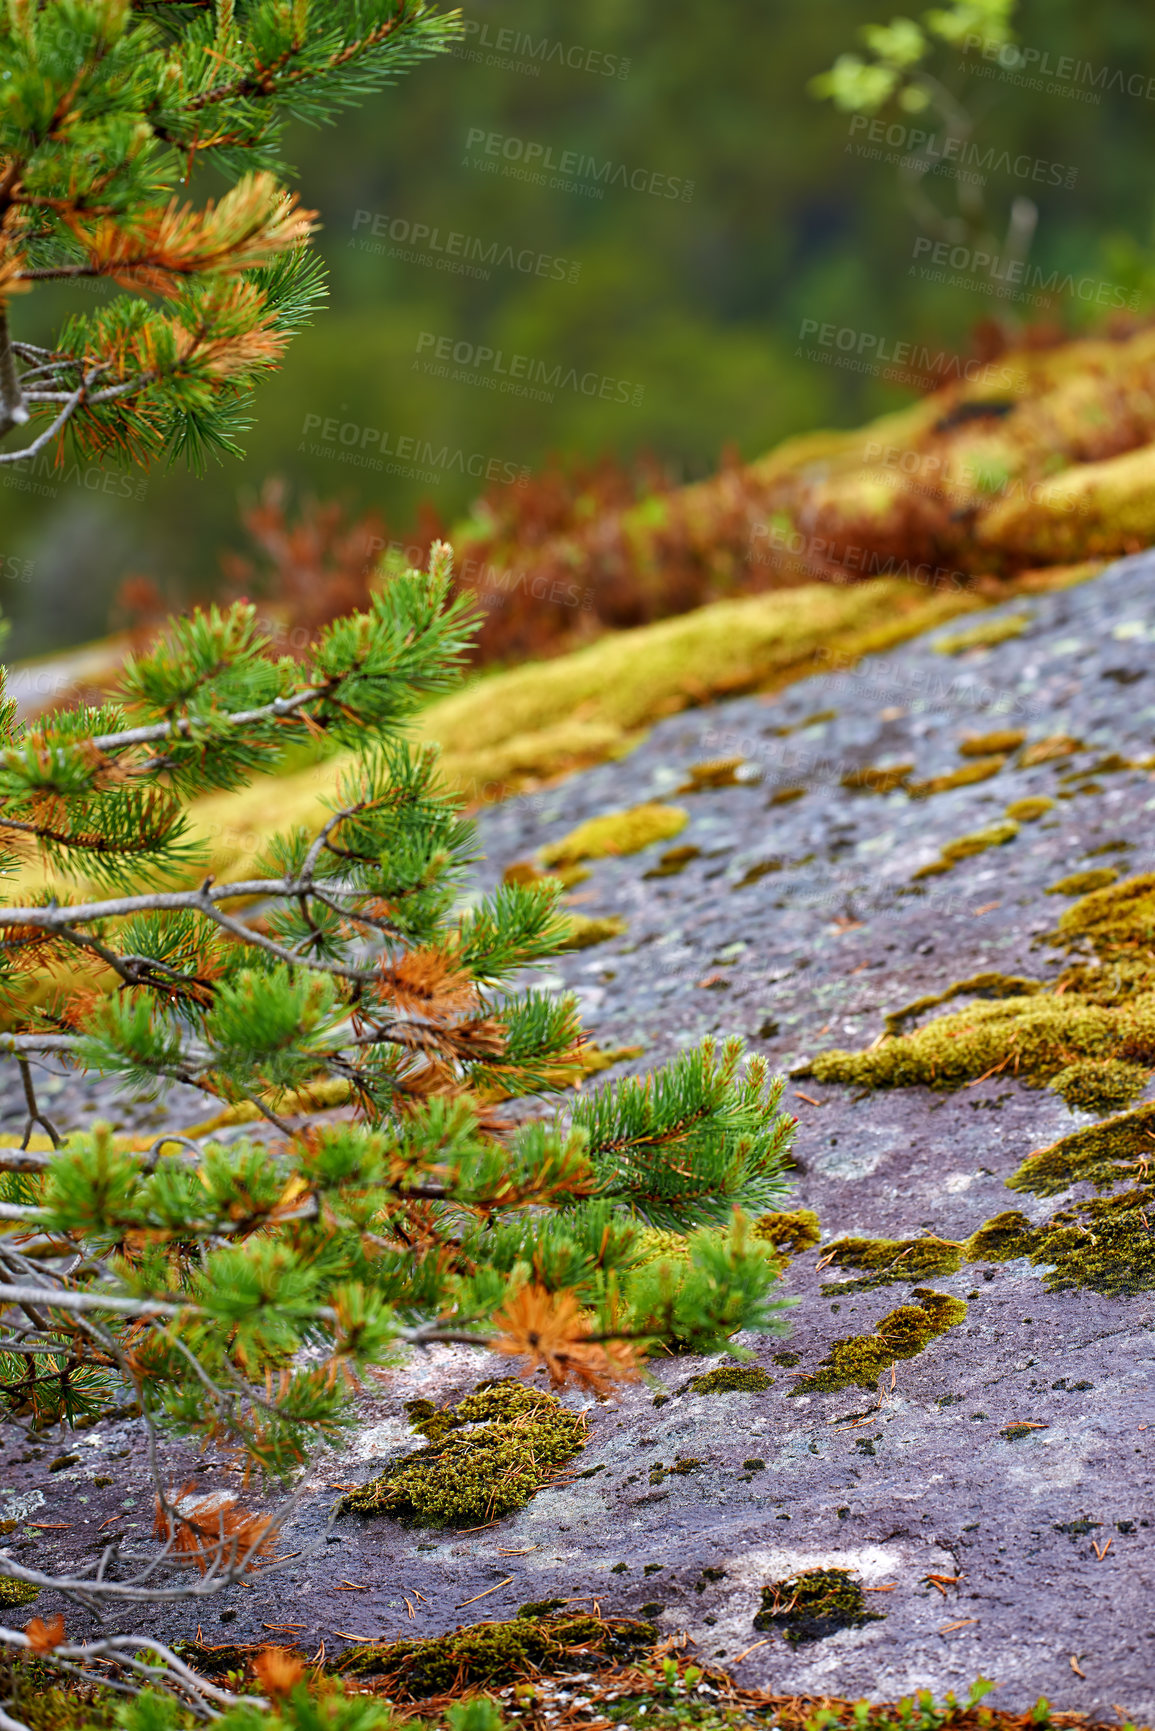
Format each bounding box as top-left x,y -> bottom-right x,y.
0,0 -> 459,471
0,544 -> 796,1721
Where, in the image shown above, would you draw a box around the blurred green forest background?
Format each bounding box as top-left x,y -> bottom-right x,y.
3,0 -> 1153,655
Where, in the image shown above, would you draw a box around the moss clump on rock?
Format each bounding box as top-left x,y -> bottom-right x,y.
753,1208 -> 822,1255
1006,796 -> 1055,821
906,756 -> 1007,799
0,1578 -> 39,1609
688,1365 -> 773,1395
679,757 -> 758,792
332,1612 -> 656,1698
753,1567 -> 885,1644
643,843 -> 701,879
339,1379 -> 586,1527
1051,872 -> 1155,956
1009,1102 -> 1155,1196
1048,1057 -> 1151,1114
811,990 -> 1155,1112
915,820 -> 1019,878
1047,868 -> 1120,896
792,1291 -> 967,1394
557,912 -> 628,950
959,729 -> 1027,757
818,1235 -> 964,1294
1020,735 -> 1084,767
540,803 -> 687,869
840,763 -> 913,794
966,1192 -> 1155,1296
884,972 -> 1043,1037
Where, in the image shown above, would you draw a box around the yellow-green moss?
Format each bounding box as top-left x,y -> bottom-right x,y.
768,786 -> 807,805
1006,796 -> 1056,821
884,972 -> 1043,1037
1020,734 -> 1084,767
1048,1057 -> 1151,1114
791,1292 -> 967,1393
557,913 -> 629,950
958,730 -> 1026,757
753,1568 -> 885,1644
932,616 -> 1029,654
906,756 -> 1007,799
1051,872 -> 1155,957
1047,868 -> 1119,896
916,819 -> 1019,876
678,757 -> 757,792
818,1235 -> 964,1294
540,803 -> 688,869
643,843 -> 701,879
965,1192 -> 1155,1296
330,1612 -> 656,1697
339,1379 -> 585,1527
0,1577 -> 39,1608
840,763 -> 913,794
688,1365 -> 773,1395
501,858 -> 590,890
812,990 -> 1155,1111
1008,1102 -> 1155,1196
753,1208 -> 822,1255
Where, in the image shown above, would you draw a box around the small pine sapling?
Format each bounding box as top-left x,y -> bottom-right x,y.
0,543 -> 796,1721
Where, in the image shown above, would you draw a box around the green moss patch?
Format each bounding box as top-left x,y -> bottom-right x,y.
339,1379 -> 586,1527
1006,796 -> 1055,821
1046,868 -> 1119,896
812,990 -> 1155,1112
932,616 -> 1030,654
840,763 -> 913,794
1009,1102 -> 1155,1196
540,803 -> 688,869
643,843 -> 701,879
752,1567 -> 885,1644
966,1188 -> 1155,1296
884,972 -> 1043,1037
768,785 -> 807,805
791,1292 -> 967,1393
818,1235 -> 964,1294
678,757 -> 758,792
1048,1057 -> 1151,1114
688,1365 -> 773,1395
1019,734 -> 1085,767
906,756 -> 1007,799
915,820 -> 1019,878
959,729 -> 1026,757
753,1208 -> 822,1255
557,913 -> 629,950
0,1577 -> 39,1608
1051,872 -> 1155,957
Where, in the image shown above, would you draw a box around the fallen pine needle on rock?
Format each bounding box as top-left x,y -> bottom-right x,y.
1071,1656 -> 1087,1678
731,1638 -> 772,1663
940,1619 -> 977,1633
456,1576 -> 513,1609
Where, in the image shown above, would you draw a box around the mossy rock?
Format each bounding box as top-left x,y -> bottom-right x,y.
791,1291 -> 967,1394
688,1365 -> 774,1395
965,1190 -> 1155,1295
557,912 -> 628,950
1046,868 -> 1120,896
540,802 -> 688,869
339,1379 -> 586,1527
1048,1057 -> 1151,1115
839,763 -> 913,794
330,1612 -> 656,1698
883,971 -> 1043,1037
1005,796 -> 1055,821
1051,872 -> 1155,957
906,755 -> 1007,798
958,729 -> 1026,757
643,843 -> 701,879
753,1567 -> 885,1644
818,1234 -> 964,1294
753,1208 -> 822,1255
1009,1102 -> 1155,1196
0,1577 -> 40,1608
932,616 -> 1029,654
